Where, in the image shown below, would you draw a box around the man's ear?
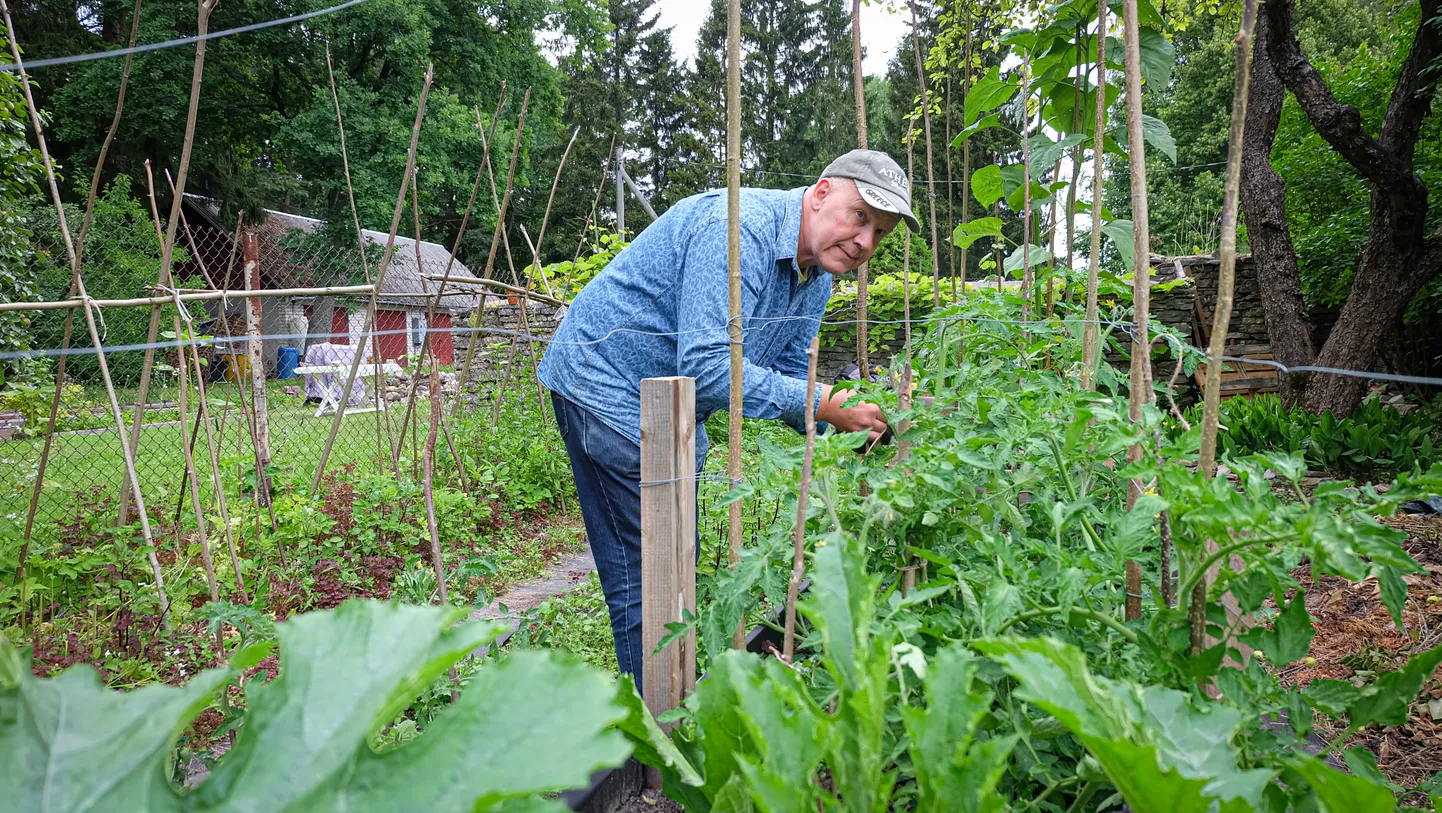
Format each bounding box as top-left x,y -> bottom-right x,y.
811,177 -> 831,208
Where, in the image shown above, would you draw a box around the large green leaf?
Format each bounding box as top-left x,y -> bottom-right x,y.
0,601 -> 633,813
1287,756 -> 1396,813
1031,133 -> 1088,173
0,650 -> 230,813
951,217 -> 1004,250
725,656 -> 829,813
1002,244 -> 1053,274
971,164 -> 1005,208
1101,219 -> 1135,268
978,637 -> 1273,813
964,67 -> 1017,127
902,644 -> 1015,813
952,114 -> 1002,147
608,676 -> 704,790
1113,114 -> 1177,162
1138,28 -> 1176,88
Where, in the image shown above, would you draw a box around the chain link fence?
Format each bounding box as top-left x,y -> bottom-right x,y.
1,208 -> 560,533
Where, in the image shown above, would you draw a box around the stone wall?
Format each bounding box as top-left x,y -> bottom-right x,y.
452,298 -> 561,393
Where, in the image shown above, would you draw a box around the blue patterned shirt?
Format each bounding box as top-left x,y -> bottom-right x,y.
538,186 -> 830,453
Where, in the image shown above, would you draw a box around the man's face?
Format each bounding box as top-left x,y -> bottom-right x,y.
802,178 -> 903,274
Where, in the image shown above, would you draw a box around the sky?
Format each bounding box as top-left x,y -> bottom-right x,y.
653,0 -> 913,76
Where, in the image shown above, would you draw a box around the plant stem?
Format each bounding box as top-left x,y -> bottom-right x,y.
783,338 -> 820,663
997,606 -> 1139,643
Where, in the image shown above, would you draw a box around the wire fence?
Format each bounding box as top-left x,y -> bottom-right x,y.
2,215 -> 556,529
5,214 -> 1442,532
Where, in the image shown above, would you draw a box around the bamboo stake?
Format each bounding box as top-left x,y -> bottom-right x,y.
119,0 -> 217,526
1021,55 -> 1034,325
1062,20 -> 1085,311
2,0 -> 170,621
19,0 -> 143,606
1121,0 -> 1153,623
325,44 -> 399,480
568,135 -> 617,282
1194,0 -> 1259,652
1081,1 -> 1107,391
946,69 -> 956,300
909,2 -> 943,309
782,337 -> 820,663
310,65 -> 435,496
453,89 -> 531,414
726,0 -> 746,650
851,0 -> 870,377
161,198 -> 248,601
0,285 -> 376,313
142,162 -> 221,616
957,13 -> 971,369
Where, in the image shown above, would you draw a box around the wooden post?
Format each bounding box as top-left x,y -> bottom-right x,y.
725,0 -> 746,651
640,376 -> 697,785
244,231 -> 273,506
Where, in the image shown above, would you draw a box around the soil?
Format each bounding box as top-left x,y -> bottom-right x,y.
613,789 -> 684,813
1276,512 -> 1442,798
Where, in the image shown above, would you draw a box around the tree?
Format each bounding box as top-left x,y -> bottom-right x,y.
0,33 -> 43,382
1242,0 -> 1441,415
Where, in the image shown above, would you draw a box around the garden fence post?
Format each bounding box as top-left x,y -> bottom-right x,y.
245,230 -> 273,506
640,375 -> 697,780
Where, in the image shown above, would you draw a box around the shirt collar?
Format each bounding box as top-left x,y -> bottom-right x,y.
776,186 -> 820,284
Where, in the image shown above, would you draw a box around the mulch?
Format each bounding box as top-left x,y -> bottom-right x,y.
1276,512 -> 1442,794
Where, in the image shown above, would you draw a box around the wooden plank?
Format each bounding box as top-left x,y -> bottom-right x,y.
640,376 -> 697,748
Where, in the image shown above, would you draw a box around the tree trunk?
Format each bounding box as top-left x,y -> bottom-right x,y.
1260,0 -> 1442,415
1238,11 -> 1315,406
1303,195 -> 1438,414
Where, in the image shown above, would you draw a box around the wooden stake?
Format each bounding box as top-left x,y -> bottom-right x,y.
851,0 -> 870,377
1122,0 -> 1153,623
640,376 -> 698,739
19,0 -> 143,610
782,338 -> 820,663
243,232 -> 273,512
909,2 -> 943,308
1194,0 -> 1260,652
726,0 -> 746,651
325,44 -> 399,481
1021,54 -> 1034,325
310,64 -> 435,495
453,89 -> 531,413
1081,0 -> 1107,391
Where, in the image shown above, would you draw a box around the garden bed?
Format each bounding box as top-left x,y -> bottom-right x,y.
1281,513 -> 1442,801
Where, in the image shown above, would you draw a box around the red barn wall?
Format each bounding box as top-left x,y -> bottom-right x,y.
431,313 -> 455,366
376,310 -> 408,364
330,309 -> 350,345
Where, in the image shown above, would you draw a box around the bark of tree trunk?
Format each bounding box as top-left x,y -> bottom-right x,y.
1238,11 -> 1315,407
1260,0 -> 1442,416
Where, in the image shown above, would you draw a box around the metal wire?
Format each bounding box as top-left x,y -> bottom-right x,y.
0,0 -> 371,71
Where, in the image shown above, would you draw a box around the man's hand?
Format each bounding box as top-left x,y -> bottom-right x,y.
816,384 -> 889,440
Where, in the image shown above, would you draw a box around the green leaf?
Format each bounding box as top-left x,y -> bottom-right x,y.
1303,679 -> 1362,717
1287,755 -> 1396,813
1347,643 -> 1442,729
1238,595 -> 1314,666
726,655 -> 829,813
1,601 -> 633,812
1031,133 -> 1087,172
1101,219 -> 1136,269
1114,114 -> 1178,162
951,217 -> 1004,249
0,647 -> 230,813
978,636 -> 1272,813
964,68 -> 1017,127
1138,28 -> 1176,88
952,115 -> 1002,147
902,644 -> 1014,813
972,165 -> 1005,208
612,676 -> 704,789
1002,244 -> 1053,274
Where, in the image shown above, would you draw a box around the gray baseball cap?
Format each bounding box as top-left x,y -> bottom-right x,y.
820,149 -> 920,233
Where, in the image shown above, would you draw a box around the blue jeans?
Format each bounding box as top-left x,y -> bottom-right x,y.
551,394 -> 704,694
